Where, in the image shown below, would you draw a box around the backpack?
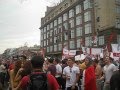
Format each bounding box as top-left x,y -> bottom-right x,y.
27,73 -> 48,90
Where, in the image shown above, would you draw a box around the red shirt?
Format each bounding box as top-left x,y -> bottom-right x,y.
20,73 -> 59,90
85,66 -> 97,90
9,63 -> 14,71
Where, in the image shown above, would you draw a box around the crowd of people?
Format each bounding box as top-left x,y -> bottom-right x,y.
0,53 -> 119,90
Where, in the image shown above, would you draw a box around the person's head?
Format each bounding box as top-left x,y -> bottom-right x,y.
21,60 -> 32,76
48,58 -> 54,64
67,57 -> 75,67
119,65 -> 120,72
93,59 -> 99,66
53,58 -> 60,65
19,55 -> 27,61
14,60 -> 22,75
85,56 -> 93,67
104,56 -> 111,64
31,55 -> 44,69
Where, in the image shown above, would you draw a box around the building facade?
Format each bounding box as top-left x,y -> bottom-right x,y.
40,0 -> 120,57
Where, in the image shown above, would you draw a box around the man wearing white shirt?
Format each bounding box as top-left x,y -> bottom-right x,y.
102,57 -> 117,90
63,57 -> 80,90
53,58 -> 62,89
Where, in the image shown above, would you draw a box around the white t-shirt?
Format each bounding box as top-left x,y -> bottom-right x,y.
103,63 -> 117,83
0,64 -> 6,73
63,65 -> 80,87
55,64 -> 62,77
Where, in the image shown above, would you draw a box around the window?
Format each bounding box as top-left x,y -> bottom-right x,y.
50,22 -> 53,28
58,25 -> 62,33
77,39 -> 81,48
47,39 -> 49,45
116,18 -> 120,28
44,40 -> 46,46
54,36 -> 57,43
54,28 -> 57,35
116,0 -> 120,2
116,6 -> 120,14
54,20 -> 57,27
70,40 -> 75,49
41,29 -> 43,34
47,32 -> 49,38
84,11 -> 91,22
50,46 -> 53,52
76,15 -> 82,25
41,41 -> 43,47
54,45 -> 57,51
117,35 -> 120,43
58,43 -> 62,51
69,19 -> 74,28
58,17 -> 62,24
41,34 -> 43,41
71,30 -> 75,38
85,23 -> 92,34
85,36 -> 92,46
76,4 -> 81,14
64,32 -> 68,40
98,36 -> 104,45
84,0 -> 91,10
69,9 -> 74,18
47,25 -> 49,30
50,30 -> 53,36
47,47 -> 49,52
59,34 -> 62,42
50,38 -> 53,43
76,27 -> 82,36
63,23 -> 68,30
44,34 -> 46,39
63,13 -> 68,21
44,27 -> 47,32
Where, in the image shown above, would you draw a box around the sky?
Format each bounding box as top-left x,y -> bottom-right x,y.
0,0 -> 60,54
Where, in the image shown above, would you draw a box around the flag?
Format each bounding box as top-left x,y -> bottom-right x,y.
84,66 -> 97,90
62,44 -> 69,60
92,34 -> 98,46
111,44 -> 120,58
69,50 -> 76,57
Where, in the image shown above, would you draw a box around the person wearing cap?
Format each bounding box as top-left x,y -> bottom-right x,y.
110,65 -> 120,90
82,56 -> 97,90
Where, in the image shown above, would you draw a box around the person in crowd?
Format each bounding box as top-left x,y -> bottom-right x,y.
47,58 -> 56,77
9,60 -> 22,90
19,55 -> 27,68
93,59 -> 102,90
82,56 -> 97,90
100,56 -> 117,90
53,58 -> 62,89
13,55 -> 59,90
79,55 -> 86,71
110,65 -> 120,90
13,60 -> 32,90
63,57 -> 80,90
43,57 -> 49,72
0,61 -> 6,87
61,59 -> 67,90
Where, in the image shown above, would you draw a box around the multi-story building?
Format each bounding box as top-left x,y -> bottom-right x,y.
40,0 -> 120,57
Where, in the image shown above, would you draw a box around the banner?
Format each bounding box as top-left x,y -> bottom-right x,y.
69,50 -> 76,57
111,44 -> 120,57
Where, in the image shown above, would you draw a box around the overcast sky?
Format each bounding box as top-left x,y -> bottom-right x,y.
0,0 -> 60,54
